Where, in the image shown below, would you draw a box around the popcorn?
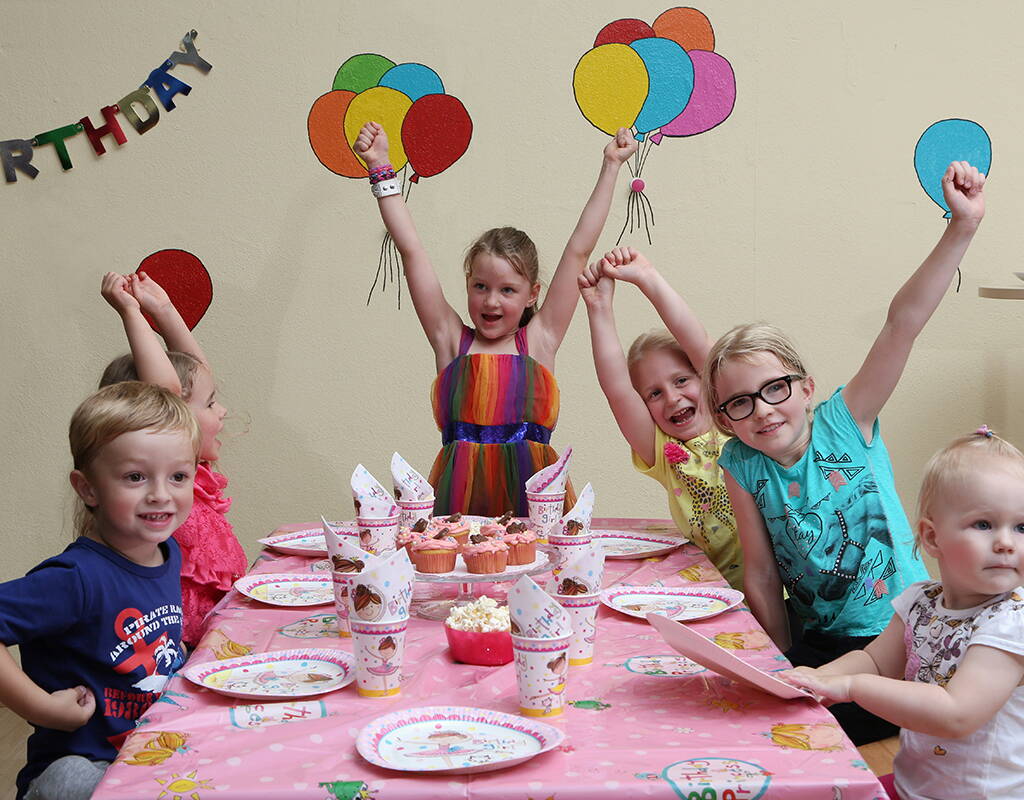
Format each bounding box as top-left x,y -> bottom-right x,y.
445,595 -> 510,633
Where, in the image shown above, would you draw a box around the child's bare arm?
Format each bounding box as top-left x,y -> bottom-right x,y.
530,129 -> 637,363
354,121 -> 463,366
600,247 -> 713,371
578,263 -> 657,464
844,161 -> 985,438
101,272 -> 182,393
0,644 -> 94,732
723,470 -> 790,649
130,272 -> 209,368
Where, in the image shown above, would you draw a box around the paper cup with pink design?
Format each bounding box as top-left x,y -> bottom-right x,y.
395,498 -> 434,530
356,514 -> 399,556
331,572 -> 356,637
526,491 -> 565,542
511,633 -> 572,717
350,617 -> 408,698
553,592 -> 600,666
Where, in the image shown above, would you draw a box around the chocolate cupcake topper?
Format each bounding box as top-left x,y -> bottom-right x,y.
411,518 -> 429,533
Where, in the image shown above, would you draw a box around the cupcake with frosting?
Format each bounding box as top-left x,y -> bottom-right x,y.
397,518 -> 430,554
461,534 -> 509,574
411,532 -> 459,573
430,513 -> 470,548
480,510 -> 514,539
502,521 -> 538,565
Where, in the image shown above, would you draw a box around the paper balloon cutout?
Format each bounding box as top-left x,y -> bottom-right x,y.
629,37 -> 694,137
307,90 -> 366,177
594,18 -> 655,46
655,50 -> 735,139
653,7 -> 715,51
573,44 -> 649,136
136,249 -> 212,331
343,86 -> 412,170
914,119 -> 992,219
378,63 -> 444,103
334,53 -> 394,94
402,94 -> 472,182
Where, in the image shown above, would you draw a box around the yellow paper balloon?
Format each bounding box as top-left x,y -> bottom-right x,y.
343,86 -> 412,170
573,44 -> 648,135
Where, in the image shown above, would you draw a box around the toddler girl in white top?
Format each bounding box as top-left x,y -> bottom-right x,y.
785,428 -> 1024,800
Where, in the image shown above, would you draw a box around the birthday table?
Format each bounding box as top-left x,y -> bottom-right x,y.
92,518 -> 888,800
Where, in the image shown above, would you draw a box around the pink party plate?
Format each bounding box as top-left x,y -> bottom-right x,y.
258,529 -> 330,557
601,585 -> 743,622
646,613 -> 812,700
181,647 -> 355,699
357,706 -> 565,773
593,529 -> 688,559
234,573 -> 333,607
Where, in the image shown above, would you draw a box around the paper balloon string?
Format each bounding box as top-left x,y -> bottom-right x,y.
136,249 -> 212,331
575,8 -> 735,247
308,53 -> 472,309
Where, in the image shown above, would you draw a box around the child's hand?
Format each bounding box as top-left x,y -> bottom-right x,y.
129,271 -> 173,316
43,685 -> 96,732
101,272 -> 140,316
780,667 -> 852,704
598,246 -> 653,285
604,127 -> 638,165
943,160 -> 985,227
354,121 -> 390,168
578,260 -> 615,309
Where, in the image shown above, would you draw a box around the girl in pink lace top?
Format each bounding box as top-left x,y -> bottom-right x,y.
100,271 -> 248,646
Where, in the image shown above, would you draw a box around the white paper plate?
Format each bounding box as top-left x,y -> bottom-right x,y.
357,705 -> 565,774
646,613 -> 812,700
593,529 -> 687,559
181,648 -> 355,699
258,529 -> 330,557
601,585 -> 743,622
234,573 -> 333,607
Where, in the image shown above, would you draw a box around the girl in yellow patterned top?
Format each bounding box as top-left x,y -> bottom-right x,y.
579,247 -> 741,590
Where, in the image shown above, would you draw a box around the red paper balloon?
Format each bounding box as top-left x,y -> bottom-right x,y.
594,18 -> 656,46
136,249 -> 213,331
401,94 -> 472,181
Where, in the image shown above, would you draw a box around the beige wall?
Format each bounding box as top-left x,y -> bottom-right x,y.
4,1 -> 1021,580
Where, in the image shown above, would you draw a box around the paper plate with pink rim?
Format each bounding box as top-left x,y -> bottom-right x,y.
593,529 -> 688,559
356,706 -> 565,774
601,585 -> 743,622
258,529 -> 330,557
645,613 -> 812,700
181,648 -> 355,699
234,573 -> 333,607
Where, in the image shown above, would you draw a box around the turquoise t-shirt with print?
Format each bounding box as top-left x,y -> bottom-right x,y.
718,387 -> 928,637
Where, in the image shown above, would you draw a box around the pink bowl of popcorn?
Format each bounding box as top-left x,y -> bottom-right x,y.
444,596 -> 513,666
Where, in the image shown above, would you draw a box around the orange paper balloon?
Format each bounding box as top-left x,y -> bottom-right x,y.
653,7 -> 715,52
308,90 -> 367,178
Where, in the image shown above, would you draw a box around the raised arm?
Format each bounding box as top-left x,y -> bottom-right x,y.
0,644 -> 95,732
578,263 -> 657,464
843,161 -> 985,437
600,247 -> 713,371
129,272 -> 209,368
723,470 -> 790,649
354,121 -> 463,366
529,129 -> 637,362
101,272 -> 182,393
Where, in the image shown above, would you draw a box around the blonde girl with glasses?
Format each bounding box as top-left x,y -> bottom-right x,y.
701,161 -> 986,744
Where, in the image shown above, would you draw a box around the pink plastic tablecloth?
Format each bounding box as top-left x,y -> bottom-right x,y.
93,518 -> 888,800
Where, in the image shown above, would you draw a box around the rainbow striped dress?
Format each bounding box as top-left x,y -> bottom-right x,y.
429,325 -> 574,517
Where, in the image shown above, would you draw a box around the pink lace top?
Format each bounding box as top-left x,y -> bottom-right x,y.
173,463 -> 248,645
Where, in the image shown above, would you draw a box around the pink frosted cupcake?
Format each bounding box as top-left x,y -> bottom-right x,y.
481,511 -> 515,539
502,522 -> 538,565
431,513 -> 470,548
397,518 -> 430,554
411,534 -> 459,573
461,535 -> 509,574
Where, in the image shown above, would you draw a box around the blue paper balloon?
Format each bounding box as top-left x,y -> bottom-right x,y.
378,63 -> 445,103
629,37 -> 694,138
914,119 -> 992,218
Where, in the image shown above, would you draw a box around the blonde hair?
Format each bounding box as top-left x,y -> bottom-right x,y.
915,428 -> 1024,551
100,351 -> 204,400
701,322 -> 809,433
463,227 -> 540,326
626,329 -> 694,371
69,381 -> 201,537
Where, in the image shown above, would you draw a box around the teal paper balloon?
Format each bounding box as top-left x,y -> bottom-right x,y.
629,37 -> 694,137
379,63 -> 444,102
333,53 -> 395,94
914,119 -> 991,218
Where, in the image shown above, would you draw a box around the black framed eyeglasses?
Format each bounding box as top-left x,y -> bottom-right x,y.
716,374 -> 805,421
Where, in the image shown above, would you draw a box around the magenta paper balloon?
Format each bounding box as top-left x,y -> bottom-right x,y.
659,50 -> 736,138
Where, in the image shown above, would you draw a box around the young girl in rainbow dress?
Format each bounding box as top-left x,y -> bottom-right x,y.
702,160 -> 986,743
100,270 -> 247,648
355,121 -> 636,516
785,429 -> 1024,800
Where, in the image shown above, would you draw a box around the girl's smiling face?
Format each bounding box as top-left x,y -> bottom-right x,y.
629,347 -> 709,441
714,352 -> 814,467
466,253 -> 539,340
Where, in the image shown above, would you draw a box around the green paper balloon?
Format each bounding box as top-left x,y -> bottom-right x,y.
333,53 -> 395,94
